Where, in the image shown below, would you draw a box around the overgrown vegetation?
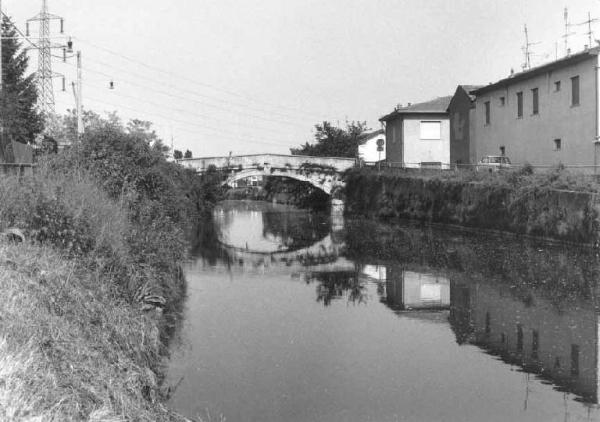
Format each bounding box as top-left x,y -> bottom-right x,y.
0,112 -> 217,420
0,15 -> 43,159
291,120 -> 369,157
345,165 -> 600,244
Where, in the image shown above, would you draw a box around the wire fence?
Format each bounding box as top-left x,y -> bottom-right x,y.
0,163 -> 36,177
359,160 -> 600,176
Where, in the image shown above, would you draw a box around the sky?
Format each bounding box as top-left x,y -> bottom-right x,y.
2,0 -> 600,157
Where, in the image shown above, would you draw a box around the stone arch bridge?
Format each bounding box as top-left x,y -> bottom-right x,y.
178,154 -> 355,196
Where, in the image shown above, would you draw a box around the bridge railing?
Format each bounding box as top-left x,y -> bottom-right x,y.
178,154 -> 356,173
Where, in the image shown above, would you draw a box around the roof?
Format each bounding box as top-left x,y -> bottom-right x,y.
380,96 -> 453,122
459,85 -> 484,101
357,129 -> 384,145
472,46 -> 600,96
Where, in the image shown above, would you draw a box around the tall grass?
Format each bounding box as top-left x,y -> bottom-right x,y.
0,165 -> 195,420
0,241 -> 189,421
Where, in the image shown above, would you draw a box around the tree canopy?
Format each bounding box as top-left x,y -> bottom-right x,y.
0,16 -> 43,160
291,121 -> 369,158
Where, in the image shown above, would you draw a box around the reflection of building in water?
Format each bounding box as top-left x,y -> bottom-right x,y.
450,280 -> 600,404
361,264 -> 386,282
383,267 -> 450,310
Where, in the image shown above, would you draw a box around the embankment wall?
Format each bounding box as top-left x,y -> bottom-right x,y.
345,171 -> 600,245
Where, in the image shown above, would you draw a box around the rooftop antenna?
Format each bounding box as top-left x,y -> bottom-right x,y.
562,7 -> 575,56
573,11 -> 598,48
522,24 -> 539,70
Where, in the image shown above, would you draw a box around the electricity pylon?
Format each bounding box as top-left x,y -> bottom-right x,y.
27,0 -> 65,115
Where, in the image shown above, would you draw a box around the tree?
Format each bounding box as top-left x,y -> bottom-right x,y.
184,149 -> 192,159
291,121 -> 369,158
173,149 -> 183,160
0,16 -> 43,160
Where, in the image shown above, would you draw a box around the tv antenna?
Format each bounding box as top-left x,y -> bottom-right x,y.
572,11 -> 599,48
562,7 -> 576,55
522,24 -> 539,70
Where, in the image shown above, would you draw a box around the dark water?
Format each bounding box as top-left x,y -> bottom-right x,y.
167,200 -> 600,422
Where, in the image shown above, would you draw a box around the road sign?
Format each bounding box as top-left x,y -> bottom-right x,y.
377,145 -> 384,152
376,138 -> 384,147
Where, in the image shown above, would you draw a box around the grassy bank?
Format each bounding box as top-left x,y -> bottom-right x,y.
0,117 -> 216,420
345,166 -> 600,244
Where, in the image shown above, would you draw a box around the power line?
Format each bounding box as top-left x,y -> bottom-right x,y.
80,54 -> 312,126
53,57 -> 305,137
84,93 -> 295,149
73,36 -> 324,120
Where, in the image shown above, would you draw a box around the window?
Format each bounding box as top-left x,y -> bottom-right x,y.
531,330 -> 539,359
484,101 -> 490,125
517,92 -> 523,118
571,344 -> 580,376
500,96 -> 505,106
532,88 -> 539,115
554,138 -> 561,151
571,76 -> 580,106
517,325 -> 523,351
420,121 -> 441,140
554,81 -> 561,92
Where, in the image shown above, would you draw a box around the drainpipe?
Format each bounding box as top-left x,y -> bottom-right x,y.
595,58 -> 600,175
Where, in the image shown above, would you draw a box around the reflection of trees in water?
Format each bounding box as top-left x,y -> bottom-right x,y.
304,270 -> 367,306
262,209 -> 330,251
189,215 -> 232,267
344,219 -> 600,306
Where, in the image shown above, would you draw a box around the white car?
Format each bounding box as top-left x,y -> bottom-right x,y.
476,155 -> 511,171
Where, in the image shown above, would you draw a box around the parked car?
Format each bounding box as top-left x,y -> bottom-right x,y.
476,155 -> 511,171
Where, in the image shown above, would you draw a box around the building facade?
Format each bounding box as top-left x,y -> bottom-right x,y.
380,96 -> 452,168
448,85 -> 482,166
471,47 -> 600,169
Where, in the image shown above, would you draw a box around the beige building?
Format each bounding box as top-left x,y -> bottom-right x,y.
380,97 -> 452,168
471,47 -> 600,170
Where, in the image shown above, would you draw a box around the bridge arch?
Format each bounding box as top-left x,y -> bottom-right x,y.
225,168 -> 341,195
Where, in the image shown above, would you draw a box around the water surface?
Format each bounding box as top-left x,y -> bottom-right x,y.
168,200 -> 600,422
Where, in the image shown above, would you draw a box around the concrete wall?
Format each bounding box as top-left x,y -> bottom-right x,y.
403,114 -> 450,167
473,55 -> 599,167
345,171 -> 600,244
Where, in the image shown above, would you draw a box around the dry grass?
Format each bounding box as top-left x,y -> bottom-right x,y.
0,241 -> 191,421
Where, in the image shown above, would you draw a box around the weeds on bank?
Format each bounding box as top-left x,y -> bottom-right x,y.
350,163 -> 600,193
0,242 -> 190,421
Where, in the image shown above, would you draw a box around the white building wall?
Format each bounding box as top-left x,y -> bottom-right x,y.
358,134 -> 386,163
402,116 -> 450,168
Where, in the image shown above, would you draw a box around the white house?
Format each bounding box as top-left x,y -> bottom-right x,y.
358,129 -> 386,164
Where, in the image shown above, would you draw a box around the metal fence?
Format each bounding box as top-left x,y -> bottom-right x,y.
0,163 -> 36,177
360,160 -> 600,176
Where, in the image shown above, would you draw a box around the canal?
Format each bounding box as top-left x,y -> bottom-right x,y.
167,200 -> 600,422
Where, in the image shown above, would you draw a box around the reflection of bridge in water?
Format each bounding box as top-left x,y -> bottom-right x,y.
220,233 -> 351,270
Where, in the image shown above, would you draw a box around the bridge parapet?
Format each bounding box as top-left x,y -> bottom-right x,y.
178,154 -> 355,173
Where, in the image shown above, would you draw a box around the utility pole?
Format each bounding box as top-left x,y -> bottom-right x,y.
0,0 -> 3,93
71,50 -> 82,139
27,0 -> 65,115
